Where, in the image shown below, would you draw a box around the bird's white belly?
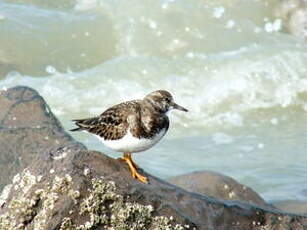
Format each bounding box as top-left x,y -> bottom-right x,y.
95,128 -> 167,153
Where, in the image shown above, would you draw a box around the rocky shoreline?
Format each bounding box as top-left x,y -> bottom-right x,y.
0,86 -> 307,230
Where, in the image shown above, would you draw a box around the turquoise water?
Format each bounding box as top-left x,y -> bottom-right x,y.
0,0 -> 307,203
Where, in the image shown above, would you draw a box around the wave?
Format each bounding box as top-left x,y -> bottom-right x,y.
1,43 -> 307,133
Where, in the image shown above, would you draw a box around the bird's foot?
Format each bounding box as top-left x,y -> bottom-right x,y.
131,169 -> 148,184
120,153 -> 148,184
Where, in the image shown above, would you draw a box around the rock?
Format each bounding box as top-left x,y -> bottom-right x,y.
272,200 -> 307,215
168,171 -> 270,208
0,150 -> 196,230
275,0 -> 307,39
0,86 -> 85,191
2,150 -> 307,230
1,85 -> 307,230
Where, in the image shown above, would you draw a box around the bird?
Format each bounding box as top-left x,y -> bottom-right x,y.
70,90 -> 188,183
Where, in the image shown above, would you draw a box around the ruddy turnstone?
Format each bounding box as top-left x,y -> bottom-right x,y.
70,90 -> 188,183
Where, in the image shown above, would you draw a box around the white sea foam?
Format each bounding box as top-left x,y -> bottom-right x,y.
1,46 -> 307,133
212,132 -> 234,145
213,7 -> 225,18
74,0 -> 98,11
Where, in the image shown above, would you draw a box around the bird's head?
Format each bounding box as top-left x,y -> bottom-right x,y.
144,90 -> 188,114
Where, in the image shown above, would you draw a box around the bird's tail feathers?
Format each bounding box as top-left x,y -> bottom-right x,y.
70,127 -> 82,132
70,117 -> 99,132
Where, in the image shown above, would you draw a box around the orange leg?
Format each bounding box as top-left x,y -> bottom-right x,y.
126,152 -> 139,169
120,153 -> 148,184
117,153 -> 139,169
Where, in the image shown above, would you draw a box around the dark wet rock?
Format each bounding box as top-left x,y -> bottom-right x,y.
0,86 -> 85,191
168,171 -> 271,208
275,0 -> 307,39
272,200 -> 307,215
1,86 -> 307,230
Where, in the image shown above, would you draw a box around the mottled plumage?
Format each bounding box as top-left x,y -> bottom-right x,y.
71,90 -> 188,183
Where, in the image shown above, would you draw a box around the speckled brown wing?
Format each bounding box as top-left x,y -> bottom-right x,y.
71,101 -> 141,140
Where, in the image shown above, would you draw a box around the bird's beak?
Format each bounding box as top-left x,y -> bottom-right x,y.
172,103 -> 188,112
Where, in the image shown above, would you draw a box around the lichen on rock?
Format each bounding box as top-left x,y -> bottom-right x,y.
0,169 -> 40,229
59,177 -> 186,230
0,184 -> 12,208
0,169 -> 79,230
0,169 -> 187,230
32,173 -> 77,230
